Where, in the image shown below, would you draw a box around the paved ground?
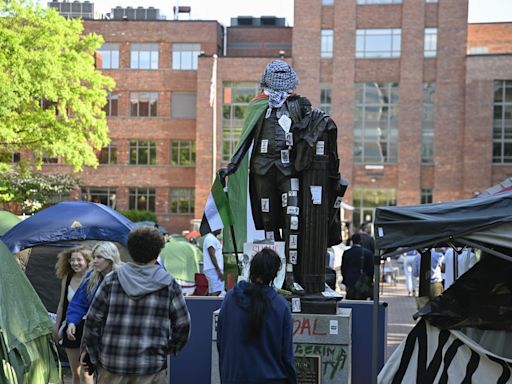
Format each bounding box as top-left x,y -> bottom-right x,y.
379,274 -> 418,360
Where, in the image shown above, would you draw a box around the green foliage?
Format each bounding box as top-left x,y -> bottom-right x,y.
0,168 -> 79,213
118,210 -> 157,223
0,0 -> 115,171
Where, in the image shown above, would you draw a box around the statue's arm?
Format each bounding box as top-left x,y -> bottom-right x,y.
218,128 -> 255,180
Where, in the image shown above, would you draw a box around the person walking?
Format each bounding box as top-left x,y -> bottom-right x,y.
402,250 -> 419,296
341,233 -> 374,300
203,229 -> 225,295
54,246 -> 92,384
80,227 -> 191,383
217,248 -> 296,384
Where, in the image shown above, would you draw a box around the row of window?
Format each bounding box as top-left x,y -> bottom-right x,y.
98,43 -> 201,70
104,92 -> 196,118
321,28 -> 437,59
222,81 -> 436,164
97,140 -> 196,166
322,0 -> 438,4
80,187 -> 194,214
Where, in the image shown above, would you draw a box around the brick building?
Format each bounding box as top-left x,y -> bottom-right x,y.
42,1 -> 512,232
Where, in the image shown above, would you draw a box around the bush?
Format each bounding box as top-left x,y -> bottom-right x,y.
118,210 -> 157,223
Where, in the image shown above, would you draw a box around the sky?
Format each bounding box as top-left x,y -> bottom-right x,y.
80,0 -> 512,25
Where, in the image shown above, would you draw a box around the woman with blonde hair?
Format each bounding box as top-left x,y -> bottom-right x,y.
55,246 -> 92,384
64,241 -> 122,383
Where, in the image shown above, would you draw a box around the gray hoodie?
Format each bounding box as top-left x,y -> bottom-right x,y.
116,262 -> 172,300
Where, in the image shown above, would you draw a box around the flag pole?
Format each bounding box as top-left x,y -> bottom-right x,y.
219,173 -> 240,276
210,54 -> 218,183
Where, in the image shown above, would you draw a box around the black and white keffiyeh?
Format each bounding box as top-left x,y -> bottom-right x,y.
260,60 -> 298,108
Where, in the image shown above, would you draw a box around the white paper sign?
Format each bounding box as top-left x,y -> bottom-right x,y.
287,206 -> 299,215
329,320 -> 339,335
292,298 -> 301,313
316,141 -> 325,155
281,150 -> 290,164
310,186 -> 322,205
290,216 -> 299,230
289,234 -> 298,249
260,139 -> 269,153
241,241 -> 286,288
334,196 -> 342,209
289,250 -> 298,264
291,178 -> 299,191
261,198 -> 270,213
278,114 -> 292,133
281,193 -> 288,207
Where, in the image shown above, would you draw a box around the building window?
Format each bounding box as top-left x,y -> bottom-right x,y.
130,92 -> 157,117
357,0 -> 401,3
424,28 -> 438,58
420,188 -> 433,204
172,92 -> 197,119
422,82 -> 436,163
354,82 -> 400,163
130,43 -> 159,69
42,153 -> 58,164
493,80 -> 512,163
0,152 -> 20,163
356,29 -> 401,58
172,43 -> 201,70
321,29 -> 334,59
98,143 -> 118,164
322,0 -> 334,4
320,86 -> 332,115
425,0 -> 438,3
171,141 -> 196,166
169,188 -> 195,214
97,43 -> 119,69
104,93 -> 118,117
81,187 -> 116,208
129,188 -> 156,211
129,140 -> 157,165
222,82 -> 259,162
352,188 -> 396,229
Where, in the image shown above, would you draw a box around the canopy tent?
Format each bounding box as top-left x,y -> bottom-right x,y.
374,190 -> 512,259
0,210 -> 21,236
0,240 -> 60,383
372,190 -> 512,382
133,221 -> 169,234
159,238 -> 202,284
1,201 -> 134,253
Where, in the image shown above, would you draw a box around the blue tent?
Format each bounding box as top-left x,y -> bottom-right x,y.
1,201 -> 134,253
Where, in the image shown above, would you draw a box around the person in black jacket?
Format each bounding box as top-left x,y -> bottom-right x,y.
341,233 -> 374,300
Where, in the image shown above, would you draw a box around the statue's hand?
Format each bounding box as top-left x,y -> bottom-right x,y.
218,165 -> 235,180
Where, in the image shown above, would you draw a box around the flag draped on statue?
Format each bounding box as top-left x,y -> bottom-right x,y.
199,173 -> 233,235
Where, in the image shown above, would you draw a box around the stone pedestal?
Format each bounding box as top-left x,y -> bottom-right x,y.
212,308 -> 352,384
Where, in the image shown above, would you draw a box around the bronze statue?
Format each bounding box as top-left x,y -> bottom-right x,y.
220,60 -> 347,293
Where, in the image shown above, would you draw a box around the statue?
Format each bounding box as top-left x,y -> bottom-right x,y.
219,60 -> 347,294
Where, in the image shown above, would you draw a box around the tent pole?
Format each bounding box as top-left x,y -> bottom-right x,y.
371,249 -> 381,384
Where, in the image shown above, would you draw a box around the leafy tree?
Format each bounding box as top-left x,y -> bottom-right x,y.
0,168 -> 79,213
0,0 -> 115,171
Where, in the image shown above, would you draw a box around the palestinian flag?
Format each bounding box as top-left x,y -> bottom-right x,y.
199,173 -> 233,235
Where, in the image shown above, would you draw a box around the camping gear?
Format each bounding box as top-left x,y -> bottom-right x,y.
373,189 -> 512,382
0,240 -> 60,383
0,210 -> 21,236
1,201 -> 134,253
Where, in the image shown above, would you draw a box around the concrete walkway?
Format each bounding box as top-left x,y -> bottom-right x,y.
379,275 -> 419,360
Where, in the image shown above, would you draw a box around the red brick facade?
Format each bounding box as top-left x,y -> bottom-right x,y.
39,4 -> 512,232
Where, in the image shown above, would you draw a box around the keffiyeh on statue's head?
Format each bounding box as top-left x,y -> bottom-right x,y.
260,60 -> 299,108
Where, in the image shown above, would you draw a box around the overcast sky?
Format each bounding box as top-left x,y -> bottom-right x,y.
81,0 -> 512,26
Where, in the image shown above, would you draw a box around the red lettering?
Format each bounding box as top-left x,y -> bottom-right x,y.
313,318 -> 326,336
293,319 -> 301,336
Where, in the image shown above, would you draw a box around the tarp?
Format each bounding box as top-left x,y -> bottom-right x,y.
0,210 -> 21,236
1,201 -> 134,253
0,240 -> 60,383
374,190 -> 512,253
159,238 -> 202,283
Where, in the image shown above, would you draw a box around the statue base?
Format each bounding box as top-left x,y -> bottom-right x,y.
286,292 -> 342,315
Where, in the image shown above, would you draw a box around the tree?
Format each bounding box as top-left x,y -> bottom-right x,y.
0,0 -> 115,171
0,168 -> 79,213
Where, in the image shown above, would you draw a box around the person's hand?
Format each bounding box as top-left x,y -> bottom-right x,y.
66,323 -> 76,341
216,268 -> 225,281
218,167 -> 230,181
80,351 -> 95,375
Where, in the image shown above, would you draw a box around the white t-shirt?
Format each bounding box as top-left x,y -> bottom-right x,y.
202,233 -> 223,272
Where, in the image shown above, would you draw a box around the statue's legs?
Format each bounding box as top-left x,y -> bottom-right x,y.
253,168 -> 300,290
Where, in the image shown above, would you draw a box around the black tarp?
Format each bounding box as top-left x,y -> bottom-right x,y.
374,190 -> 512,254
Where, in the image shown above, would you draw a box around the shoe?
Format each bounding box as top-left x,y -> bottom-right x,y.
412,290 -> 416,297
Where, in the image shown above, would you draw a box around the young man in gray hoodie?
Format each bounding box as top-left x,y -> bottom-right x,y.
80,227 -> 191,383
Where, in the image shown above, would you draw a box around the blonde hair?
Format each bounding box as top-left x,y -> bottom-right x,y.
87,241 -> 122,295
55,246 -> 93,279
